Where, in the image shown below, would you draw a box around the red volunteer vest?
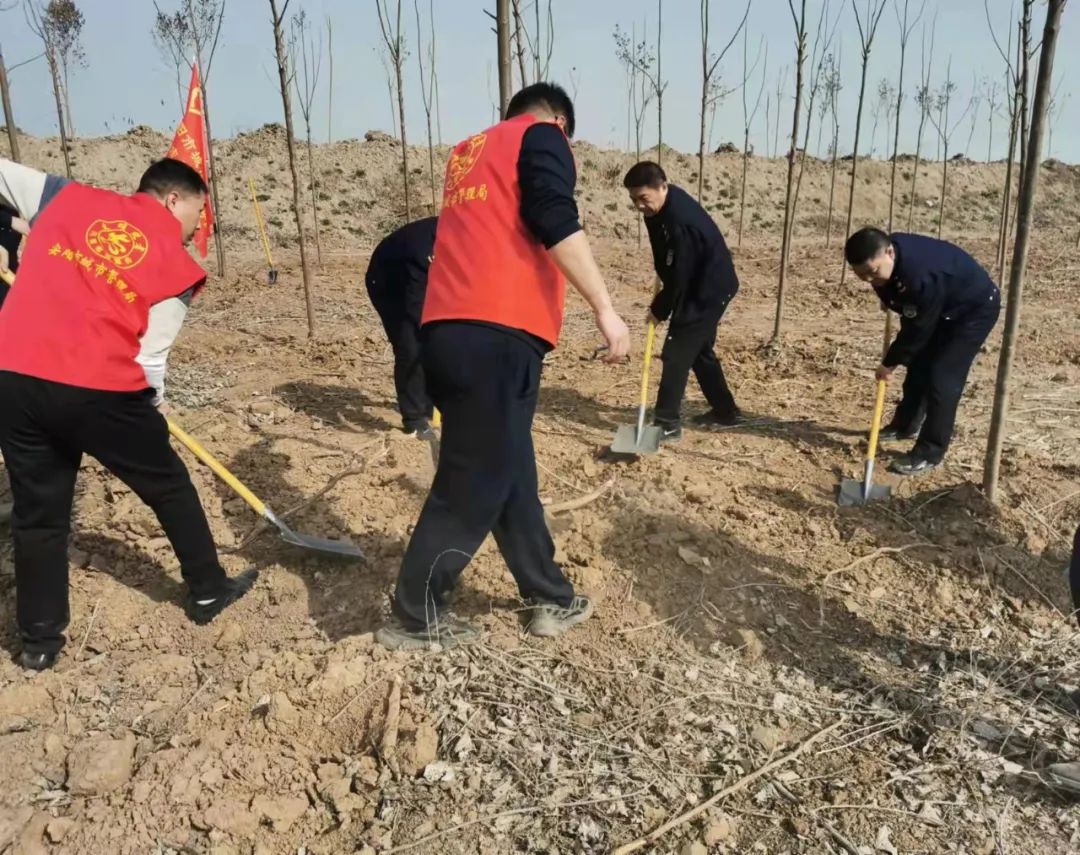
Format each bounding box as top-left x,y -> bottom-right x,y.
422,114 -> 567,347
0,183 -> 206,391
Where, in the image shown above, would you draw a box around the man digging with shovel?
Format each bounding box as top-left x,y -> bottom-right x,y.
0,157 -> 257,670
375,83 -> 630,650
623,161 -> 743,443
364,216 -> 438,438
845,227 -> 1001,476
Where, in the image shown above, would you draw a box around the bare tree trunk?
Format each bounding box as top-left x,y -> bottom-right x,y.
305,131 -> 323,265
888,2 -> 912,233
984,0 -> 1063,502
907,106 -> 927,230
394,64 -> 410,220
496,0 -> 512,117
938,141 -> 948,238
45,48 -> 72,177
0,46 -> 20,162
840,54 -> 873,286
738,126 -> 750,247
656,0 -> 664,167
416,0 -> 437,211
269,0 -> 316,339
186,1 -> 227,278
1016,1 -> 1031,203
770,0 -> 807,347
826,125 -> 839,246
996,103 -> 1018,280
62,62 -> 74,139
511,0 -> 528,87
697,0 -> 709,203
327,16 -> 334,143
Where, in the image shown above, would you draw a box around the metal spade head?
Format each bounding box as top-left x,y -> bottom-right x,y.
837,479 -> 892,507
610,423 -> 663,456
266,510 -> 364,559
267,268 -> 279,285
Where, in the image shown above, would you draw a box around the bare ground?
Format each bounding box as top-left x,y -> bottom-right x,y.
0,132 -> 1079,854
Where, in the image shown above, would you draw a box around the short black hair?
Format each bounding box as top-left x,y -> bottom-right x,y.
137,158 -> 208,198
623,161 -> 667,190
844,227 -> 892,265
506,82 -> 576,138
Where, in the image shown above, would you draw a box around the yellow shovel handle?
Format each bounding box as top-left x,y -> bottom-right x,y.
867,379 -> 887,464
638,320 -> 657,407
166,416 -> 267,517
432,408 -> 441,428
248,179 -> 275,269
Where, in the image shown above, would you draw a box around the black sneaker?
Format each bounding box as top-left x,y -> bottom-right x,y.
187,569 -> 259,625
656,424 -> 683,443
691,408 -> 745,428
374,614 -> 480,650
879,424 -> 919,442
889,455 -> 940,476
526,596 -> 594,638
18,650 -> 58,672
403,419 -> 432,438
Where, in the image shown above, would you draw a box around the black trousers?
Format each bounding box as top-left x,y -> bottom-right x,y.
392,322 -> 574,629
0,371 -> 227,654
890,299 -> 1000,463
365,269 -> 432,431
655,310 -> 737,427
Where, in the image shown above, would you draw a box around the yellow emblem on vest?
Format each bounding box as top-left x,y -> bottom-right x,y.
85,220 -> 150,271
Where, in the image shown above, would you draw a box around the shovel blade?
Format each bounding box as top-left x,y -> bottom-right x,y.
275,519 -> 364,559
610,424 -> 663,456
837,479 -> 892,507
267,268 -> 279,285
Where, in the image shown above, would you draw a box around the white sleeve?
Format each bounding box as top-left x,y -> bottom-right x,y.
136,296 -> 190,405
0,159 -> 48,220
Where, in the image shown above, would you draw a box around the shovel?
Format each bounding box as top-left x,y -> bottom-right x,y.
838,379 -> 892,507
610,317 -> 663,455
167,417 -> 364,559
249,179 -> 278,285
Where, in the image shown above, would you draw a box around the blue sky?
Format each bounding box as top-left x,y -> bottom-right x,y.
3,0 -> 1077,162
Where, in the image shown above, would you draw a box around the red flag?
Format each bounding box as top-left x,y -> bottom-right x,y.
166,64 -> 214,258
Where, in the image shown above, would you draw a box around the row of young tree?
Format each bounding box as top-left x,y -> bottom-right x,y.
0,1 -> 1071,501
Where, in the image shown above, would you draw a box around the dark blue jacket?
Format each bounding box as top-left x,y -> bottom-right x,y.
876,233 -> 999,367
367,216 -> 439,323
645,184 -> 739,326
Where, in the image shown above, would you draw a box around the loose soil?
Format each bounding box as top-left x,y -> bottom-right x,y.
1,128 -> 1079,854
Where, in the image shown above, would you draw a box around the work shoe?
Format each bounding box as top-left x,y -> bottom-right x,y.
889,455 -> 940,477
186,569 -> 259,626
526,595 -> 594,638
18,650 -> 58,672
691,408 -> 745,429
403,419 -> 432,438
655,423 -> 683,443
879,423 -> 920,442
374,614 -> 480,650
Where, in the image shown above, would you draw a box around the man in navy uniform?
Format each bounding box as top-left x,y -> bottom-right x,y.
365,217 -> 438,436
623,161 -> 742,442
845,227 -> 1000,475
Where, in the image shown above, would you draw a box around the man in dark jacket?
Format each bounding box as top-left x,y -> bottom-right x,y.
845,227 -> 1000,475
624,161 -> 741,442
365,216 -> 438,435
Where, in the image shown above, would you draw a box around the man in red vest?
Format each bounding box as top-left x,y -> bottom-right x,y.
0,157 -> 257,670
376,83 -> 631,649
